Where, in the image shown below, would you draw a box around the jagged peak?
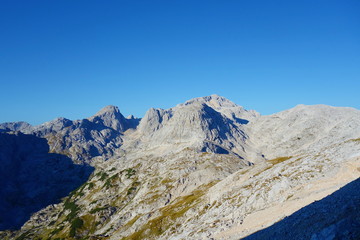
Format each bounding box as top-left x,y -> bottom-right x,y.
87,105 -> 128,132
88,105 -> 126,122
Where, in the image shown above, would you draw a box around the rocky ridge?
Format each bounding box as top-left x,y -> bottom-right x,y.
1,105 -> 140,165
0,94 -> 359,240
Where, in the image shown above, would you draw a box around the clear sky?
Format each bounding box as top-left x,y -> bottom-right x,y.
1,0 -> 359,125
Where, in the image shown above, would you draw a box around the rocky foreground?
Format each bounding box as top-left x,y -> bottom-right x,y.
0,95 -> 359,239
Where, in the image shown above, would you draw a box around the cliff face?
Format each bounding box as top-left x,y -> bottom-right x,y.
1,95 -> 359,240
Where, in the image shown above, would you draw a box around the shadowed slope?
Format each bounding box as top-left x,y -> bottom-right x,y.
242,177 -> 360,240
0,132 -> 94,230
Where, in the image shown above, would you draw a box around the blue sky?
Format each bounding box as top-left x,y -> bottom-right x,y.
1,0 -> 359,125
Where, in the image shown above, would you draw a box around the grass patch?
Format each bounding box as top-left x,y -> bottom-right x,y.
124,182 -> 216,240
123,215 -> 141,229
160,177 -> 173,185
268,156 -> 292,165
81,214 -> 97,234
89,207 -> 108,214
49,225 -> 64,236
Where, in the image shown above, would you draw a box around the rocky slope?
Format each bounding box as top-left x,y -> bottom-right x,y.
0,94 -> 359,240
0,132 -> 93,230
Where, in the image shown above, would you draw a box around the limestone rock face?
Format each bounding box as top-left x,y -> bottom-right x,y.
88,105 -> 129,132
133,95 -> 260,161
30,117 -> 74,136
248,104 -> 360,159
1,95 -> 360,240
181,94 -> 259,123
0,121 -> 32,132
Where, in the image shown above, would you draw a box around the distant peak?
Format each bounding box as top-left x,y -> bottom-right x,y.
208,93 -> 222,98
210,93 -> 225,98
86,105 -> 129,132
95,105 -> 120,116
53,117 -> 71,122
182,94 -> 238,109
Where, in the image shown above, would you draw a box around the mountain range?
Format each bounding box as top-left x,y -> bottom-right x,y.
0,94 -> 359,240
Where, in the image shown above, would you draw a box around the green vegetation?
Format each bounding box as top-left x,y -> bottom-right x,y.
123,168 -> 136,178
69,217 -> 84,237
87,182 -> 95,190
64,200 -> 80,221
89,207 -> 108,214
65,180 -> 92,201
125,193 -> 200,239
103,173 -> 119,189
125,182 -> 216,240
81,214 -> 97,234
49,220 -> 56,225
127,187 -> 137,195
15,232 -> 31,240
99,172 -> 109,181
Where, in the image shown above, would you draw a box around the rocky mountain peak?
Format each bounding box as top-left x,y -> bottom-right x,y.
88,105 -> 128,132
132,101 -> 250,158
181,94 -> 260,124
182,94 -> 238,109
93,105 -> 121,116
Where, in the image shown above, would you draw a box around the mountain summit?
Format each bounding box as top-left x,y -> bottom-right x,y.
181,94 -> 259,122
0,95 -> 360,240
88,105 -> 128,132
